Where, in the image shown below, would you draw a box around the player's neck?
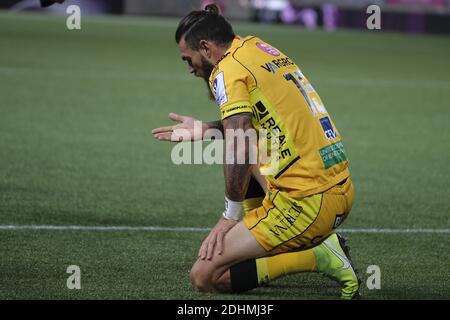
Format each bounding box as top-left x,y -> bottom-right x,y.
212,40 -> 233,65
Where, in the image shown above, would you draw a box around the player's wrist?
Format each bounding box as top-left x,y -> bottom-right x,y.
201,122 -> 209,138
203,120 -> 224,139
222,196 -> 244,221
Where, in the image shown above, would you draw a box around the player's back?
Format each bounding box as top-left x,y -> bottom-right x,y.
210,36 -> 349,198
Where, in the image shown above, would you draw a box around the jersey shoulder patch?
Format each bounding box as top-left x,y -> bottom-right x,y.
212,72 -> 228,106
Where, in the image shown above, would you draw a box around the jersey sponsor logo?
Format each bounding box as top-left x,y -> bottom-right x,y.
261,57 -> 295,74
212,72 -> 228,106
320,116 -> 337,140
268,194 -> 303,237
323,241 -> 351,269
269,209 -> 302,237
221,104 -> 251,117
252,101 -> 270,122
319,141 -> 347,169
256,42 -> 280,56
261,62 -> 279,74
251,101 -> 291,161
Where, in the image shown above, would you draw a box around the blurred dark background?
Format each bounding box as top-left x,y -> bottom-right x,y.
1,0 -> 449,34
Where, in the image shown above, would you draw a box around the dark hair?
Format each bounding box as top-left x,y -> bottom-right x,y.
175,4 -> 235,49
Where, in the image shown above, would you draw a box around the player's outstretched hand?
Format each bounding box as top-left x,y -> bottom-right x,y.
152,113 -> 205,142
198,217 -> 238,260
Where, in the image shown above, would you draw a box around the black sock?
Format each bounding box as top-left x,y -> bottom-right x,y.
229,259 -> 259,293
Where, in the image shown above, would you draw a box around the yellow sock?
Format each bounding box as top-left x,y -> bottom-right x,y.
256,249 -> 317,285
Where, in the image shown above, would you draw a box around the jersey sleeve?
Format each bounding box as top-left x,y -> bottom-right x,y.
210,63 -> 253,120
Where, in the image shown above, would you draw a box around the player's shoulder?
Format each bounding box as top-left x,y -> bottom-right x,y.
230,35 -> 260,54
229,36 -> 286,62
210,36 -> 263,83
217,36 -> 290,76
213,36 -> 257,73
221,35 -> 262,66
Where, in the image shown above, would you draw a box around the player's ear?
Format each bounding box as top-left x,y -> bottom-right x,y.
198,40 -> 211,58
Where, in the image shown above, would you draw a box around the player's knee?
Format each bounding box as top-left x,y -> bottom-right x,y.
213,271 -> 232,293
189,263 -> 215,293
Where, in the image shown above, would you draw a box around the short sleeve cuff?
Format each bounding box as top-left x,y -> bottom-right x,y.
220,101 -> 253,120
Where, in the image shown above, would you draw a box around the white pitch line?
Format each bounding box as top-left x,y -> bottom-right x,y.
0,225 -> 209,232
339,228 -> 450,234
0,225 -> 449,234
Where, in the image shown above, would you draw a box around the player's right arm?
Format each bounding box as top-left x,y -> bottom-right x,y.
152,113 -> 223,142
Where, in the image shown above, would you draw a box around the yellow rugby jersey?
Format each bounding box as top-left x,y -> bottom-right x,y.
209,36 -> 349,198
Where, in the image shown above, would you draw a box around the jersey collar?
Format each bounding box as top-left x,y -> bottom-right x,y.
216,35 -> 242,65
209,36 -> 243,84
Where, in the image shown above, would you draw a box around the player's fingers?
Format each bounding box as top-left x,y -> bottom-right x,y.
216,231 -> 225,255
198,235 -> 210,259
168,113 -> 186,123
200,241 -> 211,260
198,244 -> 205,259
198,242 -> 205,259
172,127 -> 193,141
153,132 -> 172,141
153,131 -> 184,142
206,236 -> 217,260
151,125 -> 174,134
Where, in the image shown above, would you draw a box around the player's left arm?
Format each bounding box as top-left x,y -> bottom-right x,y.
222,112 -> 253,201
152,113 -> 224,142
198,112 -> 254,260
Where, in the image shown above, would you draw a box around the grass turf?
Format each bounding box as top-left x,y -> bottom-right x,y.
0,12 -> 449,299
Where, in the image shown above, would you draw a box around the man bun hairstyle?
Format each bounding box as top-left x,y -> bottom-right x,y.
175,4 -> 235,49
204,3 -> 219,15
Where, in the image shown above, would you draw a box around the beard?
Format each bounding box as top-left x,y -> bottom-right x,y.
200,55 -> 216,101
205,81 -> 215,101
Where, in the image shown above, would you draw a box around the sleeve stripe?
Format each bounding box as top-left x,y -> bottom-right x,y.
220,101 -> 253,120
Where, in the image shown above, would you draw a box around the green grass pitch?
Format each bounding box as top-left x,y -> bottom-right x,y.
0,12 -> 449,299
